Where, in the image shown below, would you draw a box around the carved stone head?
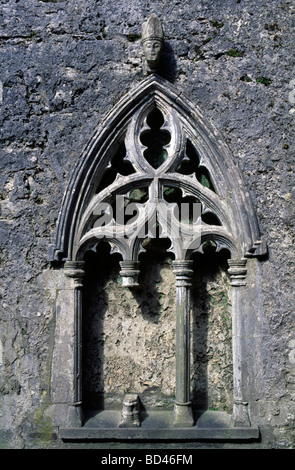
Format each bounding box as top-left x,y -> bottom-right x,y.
142,14 -> 164,71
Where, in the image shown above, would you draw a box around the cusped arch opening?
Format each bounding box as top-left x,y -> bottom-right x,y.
82,237 -> 178,417
190,247 -> 233,413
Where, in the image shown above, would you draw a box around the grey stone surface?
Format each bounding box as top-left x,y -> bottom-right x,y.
0,0 -> 294,449
59,409 -> 260,442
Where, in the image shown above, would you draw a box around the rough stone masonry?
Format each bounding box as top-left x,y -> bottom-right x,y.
0,0 -> 294,449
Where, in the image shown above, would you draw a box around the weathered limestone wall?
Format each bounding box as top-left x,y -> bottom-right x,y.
0,0 -> 294,448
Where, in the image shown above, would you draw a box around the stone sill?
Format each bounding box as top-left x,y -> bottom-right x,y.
59,410 -> 260,442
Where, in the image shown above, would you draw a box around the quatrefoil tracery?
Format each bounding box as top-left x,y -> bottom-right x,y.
140,107 -> 171,169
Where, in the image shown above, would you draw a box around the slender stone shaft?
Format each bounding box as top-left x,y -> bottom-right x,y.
173,260 -> 194,427
64,260 -> 85,427
228,258 -> 251,427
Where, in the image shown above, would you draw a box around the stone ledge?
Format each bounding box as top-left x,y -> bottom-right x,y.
59,410 -> 259,442
59,426 -> 260,441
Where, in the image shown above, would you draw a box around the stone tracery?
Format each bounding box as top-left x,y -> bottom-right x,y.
75,99 -> 234,270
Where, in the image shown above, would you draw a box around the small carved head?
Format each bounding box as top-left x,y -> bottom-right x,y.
142,14 -> 164,70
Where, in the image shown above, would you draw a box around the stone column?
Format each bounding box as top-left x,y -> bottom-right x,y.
63,260 -> 85,427
172,260 -> 194,427
228,258 -> 251,427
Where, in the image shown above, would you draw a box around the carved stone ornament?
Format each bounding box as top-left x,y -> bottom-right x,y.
142,14 -> 164,73
119,394 -> 141,428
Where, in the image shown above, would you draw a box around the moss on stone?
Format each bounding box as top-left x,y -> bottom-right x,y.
126,33 -> 142,42
256,77 -> 271,86
34,408 -> 54,442
227,49 -> 244,57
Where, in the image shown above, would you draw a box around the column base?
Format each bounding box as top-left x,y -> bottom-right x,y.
48,403 -> 84,428
119,394 -> 141,428
232,400 -> 251,427
173,402 -> 194,427
68,403 -> 84,428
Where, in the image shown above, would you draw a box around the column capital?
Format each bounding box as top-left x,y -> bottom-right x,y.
172,260 -> 194,287
227,258 -> 247,287
64,260 -> 85,288
119,260 -> 140,287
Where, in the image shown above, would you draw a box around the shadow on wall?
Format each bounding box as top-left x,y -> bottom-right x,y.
82,238 -> 176,413
191,248 -> 233,414
82,242 -> 116,412
157,42 -> 178,82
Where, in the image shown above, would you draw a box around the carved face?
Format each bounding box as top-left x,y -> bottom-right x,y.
143,40 -> 162,67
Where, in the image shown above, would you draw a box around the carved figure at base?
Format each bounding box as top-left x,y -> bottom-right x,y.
119,394 -> 141,427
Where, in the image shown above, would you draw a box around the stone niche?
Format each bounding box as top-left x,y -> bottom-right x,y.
82,241 -> 233,416
191,250 -> 233,414
49,39 -> 266,440
82,239 -> 177,413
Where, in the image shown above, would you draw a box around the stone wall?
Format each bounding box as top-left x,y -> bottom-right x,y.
0,0 -> 294,448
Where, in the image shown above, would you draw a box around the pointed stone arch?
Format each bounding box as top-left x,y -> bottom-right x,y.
49,75 -> 265,264
49,75 -> 265,440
